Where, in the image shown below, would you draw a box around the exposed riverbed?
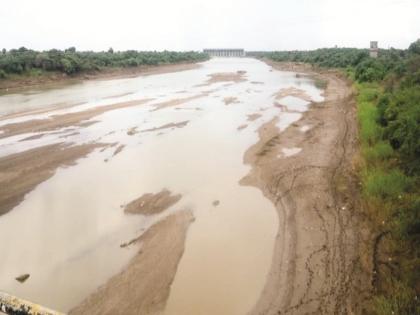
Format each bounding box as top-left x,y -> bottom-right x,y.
0,58 -> 324,314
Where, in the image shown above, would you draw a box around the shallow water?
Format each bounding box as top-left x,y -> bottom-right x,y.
0,58 -> 323,313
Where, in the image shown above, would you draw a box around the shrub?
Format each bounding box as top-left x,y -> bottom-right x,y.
356,83 -> 380,102
383,87 -> 420,174
373,281 -> 420,315
358,101 -> 381,145
355,59 -> 386,82
394,198 -> 420,241
363,169 -> 412,199
362,141 -> 394,164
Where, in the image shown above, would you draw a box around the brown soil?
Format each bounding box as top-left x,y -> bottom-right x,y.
223,97 -> 239,105
0,63 -> 201,94
59,132 -> 80,138
126,127 -> 138,136
141,121 -> 189,133
207,72 -> 247,83
0,142 -> 103,216
196,71 -> 247,87
150,95 -> 206,111
124,189 -> 182,215
273,86 -> 314,103
15,274 -> 30,283
69,210 -> 194,315
0,99 -> 152,139
18,133 -> 46,141
247,113 -> 262,122
112,144 -> 125,157
242,61 -> 373,314
102,92 -> 135,100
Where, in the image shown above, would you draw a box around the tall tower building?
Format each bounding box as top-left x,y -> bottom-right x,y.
370,41 -> 379,58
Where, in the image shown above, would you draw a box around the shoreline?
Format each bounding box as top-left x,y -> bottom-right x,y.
0,59 -> 374,314
0,62 -> 202,95
241,61 -> 373,314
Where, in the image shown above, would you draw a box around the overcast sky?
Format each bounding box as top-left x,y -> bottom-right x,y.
1,0 -> 419,51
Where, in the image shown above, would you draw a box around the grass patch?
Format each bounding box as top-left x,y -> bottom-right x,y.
363,168 -> 412,199
358,101 -> 382,145
27,68 -> 43,77
356,82 -> 381,102
362,141 -> 394,164
373,281 -> 420,315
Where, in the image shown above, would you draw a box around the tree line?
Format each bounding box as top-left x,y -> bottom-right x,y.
267,40 -> 420,314
0,47 -> 209,78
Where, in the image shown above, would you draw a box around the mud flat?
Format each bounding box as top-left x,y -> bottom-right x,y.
69,211 -> 194,315
0,98 -> 151,139
0,142 -> 103,216
0,57 -> 349,314
124,189 -> 182,215
243,61 -> 373,314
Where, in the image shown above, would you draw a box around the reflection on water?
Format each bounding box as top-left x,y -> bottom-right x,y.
0,58 -> 324,313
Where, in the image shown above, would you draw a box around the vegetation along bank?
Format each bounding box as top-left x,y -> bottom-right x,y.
265,40 -> 420,314
0,47 -> 209,91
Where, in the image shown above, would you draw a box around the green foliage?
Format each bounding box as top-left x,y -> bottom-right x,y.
363,169 -> 412,199
356,82 -> 380,102
362,141 -> 394,164
373,281 -> 420,315
381,86 -> 420,174
267,40 -> 420,312
267,48 -> 370,68
408,39 -> 420,55
394,198 -> 420,241
355,58 -> 386,82
358,101 -> 381,145
0,47 -> 209,76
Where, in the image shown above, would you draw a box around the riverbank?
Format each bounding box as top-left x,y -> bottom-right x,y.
0,58 -> 371,314
242,60 -> 373,314
0,62 -> 201,95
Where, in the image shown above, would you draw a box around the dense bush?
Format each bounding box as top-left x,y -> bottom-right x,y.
382,86 -> 420,174
355,58 -> 386,82
267,48 -> 370,68
0,47 -> 209,77
363,168 -> 412,199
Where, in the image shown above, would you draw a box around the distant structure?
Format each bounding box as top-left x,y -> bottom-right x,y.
370,41 -> 379,58
203,48 -> 245,57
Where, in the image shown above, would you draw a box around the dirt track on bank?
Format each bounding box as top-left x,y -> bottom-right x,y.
241,61 -> 373,314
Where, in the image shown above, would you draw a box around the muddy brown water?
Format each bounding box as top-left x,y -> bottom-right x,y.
0,58 -> 324,313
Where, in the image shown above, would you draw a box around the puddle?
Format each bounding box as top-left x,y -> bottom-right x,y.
0,58 -> 324,313
277,95 -> 310,112
300,125 -> 311,132
280,147 -> 302,157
